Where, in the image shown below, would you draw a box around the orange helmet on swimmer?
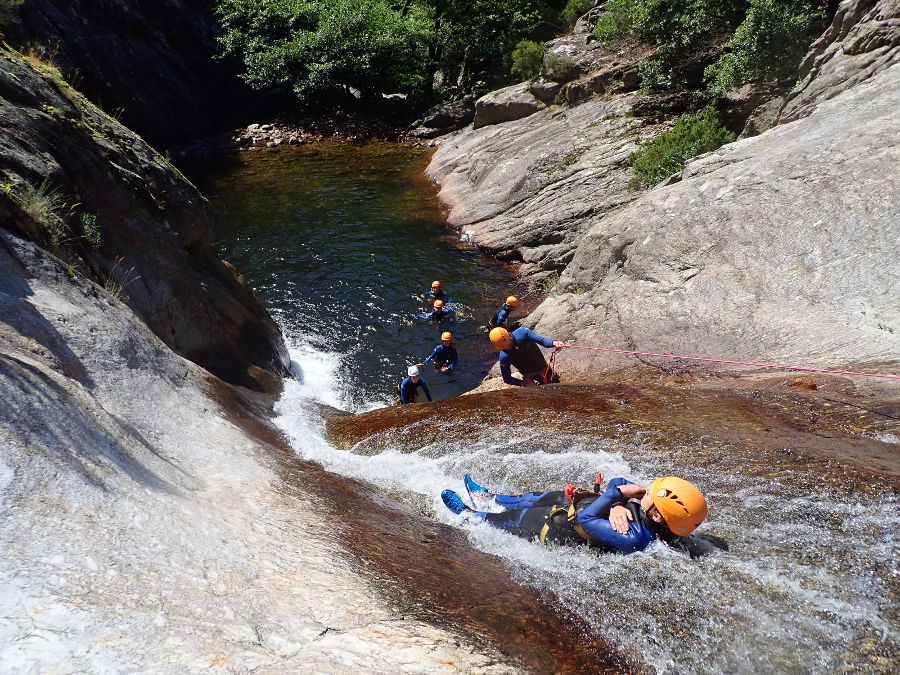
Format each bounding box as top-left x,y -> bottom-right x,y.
489,327 -> 513,350
441,332 -> 452,341
649,477 -> 708,536
434,300 -> 444,309
506,296 -> 518,307
432,280 -> 441,288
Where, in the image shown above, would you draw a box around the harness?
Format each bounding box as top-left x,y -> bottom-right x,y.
539,490 -> 602,546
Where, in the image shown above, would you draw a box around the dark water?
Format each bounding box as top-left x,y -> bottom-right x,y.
182,141 -> 521,409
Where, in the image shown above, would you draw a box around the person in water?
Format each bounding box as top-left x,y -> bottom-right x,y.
427,280 -> 448,303
428,299 -> 453,323
398,365 -> 433,404
489,326 -> 561,386
420,331 -> 458,374
441,475 -> 713,556
489,295 -> 519,329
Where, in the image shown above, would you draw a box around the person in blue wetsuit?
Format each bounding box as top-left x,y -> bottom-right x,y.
428,299 -> 454,323
440,475 -> 720,557
397,365 -> 433,404
428,280 -> 449,303
489,295 -> 519,329
420,331 -> 458,374
489,326 -> 561,386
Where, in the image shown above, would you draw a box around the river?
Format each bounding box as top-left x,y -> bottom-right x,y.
184,142 -> 899,674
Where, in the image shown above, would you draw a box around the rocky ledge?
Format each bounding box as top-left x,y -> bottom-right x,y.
0,51 -> 289,392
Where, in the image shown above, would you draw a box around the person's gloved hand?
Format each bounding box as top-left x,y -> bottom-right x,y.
564,484 -> 578,502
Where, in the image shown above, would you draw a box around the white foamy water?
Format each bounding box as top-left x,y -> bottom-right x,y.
276,333 -> 900,674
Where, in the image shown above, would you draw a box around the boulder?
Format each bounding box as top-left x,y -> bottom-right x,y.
473,83 -> 546,129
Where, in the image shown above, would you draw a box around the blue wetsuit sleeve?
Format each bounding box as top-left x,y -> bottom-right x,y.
423,346 -> 441,365
499,352 -> 523,386
515,327 -> 554,348
421,380 -> 432,401
576,479 -> 653,553
400,378 -> 412,404
497,308 -> 509,326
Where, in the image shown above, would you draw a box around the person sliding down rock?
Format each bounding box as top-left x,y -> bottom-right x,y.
420,332 -> 458,374
489,326 -> 561,386
397,366 -> 433,404
428,299 -> 454,323
441,475 -> 724,557
489,295 -> 520,330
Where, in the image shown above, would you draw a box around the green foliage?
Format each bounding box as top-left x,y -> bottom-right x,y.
217,0 -> 428,100
104,256 -> 140,303
560,0 -> 594,27
594,0 -> 823,92
216,0 -> 569,103
511,40 -> 544,80
538,270 -> 560,291
544,53 -> 578,82
0,180 -> 14,194
79,212 -> 102,248
20,180 -> 67,249
628,106 -> 734,188
705,0 -> 824,93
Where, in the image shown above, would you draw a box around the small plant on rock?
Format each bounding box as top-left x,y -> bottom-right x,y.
561,0 -> 595,28
544,53 -> 579,83
20,180 -> 68,249
628,106 -> 734,188
79,212 -> 102,248
511,40 -> 544,80
104,256 -> 140,303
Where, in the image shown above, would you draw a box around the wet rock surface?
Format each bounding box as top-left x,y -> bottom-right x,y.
0,53 -> 289,391
0,231 -> 634,674
326,377 -> 900,490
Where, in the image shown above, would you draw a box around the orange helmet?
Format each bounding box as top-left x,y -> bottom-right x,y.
431,280 -> 441,288
506,296 -> 518,307
441,331 -> 452,341
650,477 -> 708,536
489,327 -> 513,350
434,300 -> 444,309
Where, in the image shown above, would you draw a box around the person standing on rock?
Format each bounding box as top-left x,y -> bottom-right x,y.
489,296 -> 519,329
489,326 -> 561,386
397,365 -> 433,404
420,332 -> 458,374
440,474 -> 721,557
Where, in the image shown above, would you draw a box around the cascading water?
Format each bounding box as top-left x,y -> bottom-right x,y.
185,141 -> 899,673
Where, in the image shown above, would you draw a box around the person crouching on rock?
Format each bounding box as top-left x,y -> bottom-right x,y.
420,331 -> 458,374
428,299 -> 454,323
427,280 -> 448,303
489,295 -> 519,329
441,475 -> 718,557
489,326 -> 561,386
397,365 -> 433,404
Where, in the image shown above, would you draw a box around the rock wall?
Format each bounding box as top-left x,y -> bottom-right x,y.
9,0 -> 253,147
0,52 -> 289,392
534,64 -> 899,382
430,0 -> 900,384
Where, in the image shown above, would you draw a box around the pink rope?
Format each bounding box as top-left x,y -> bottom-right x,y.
556,344 -> 900,380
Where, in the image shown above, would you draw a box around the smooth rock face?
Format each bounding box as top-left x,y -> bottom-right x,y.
531,65 -> 900,383
0,54 -> 289,391
778,0 -> 900,124
12,0 -> 252,147
430,93 -> 655,277
0,231 -> 517,673
472,83 -> 546,129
